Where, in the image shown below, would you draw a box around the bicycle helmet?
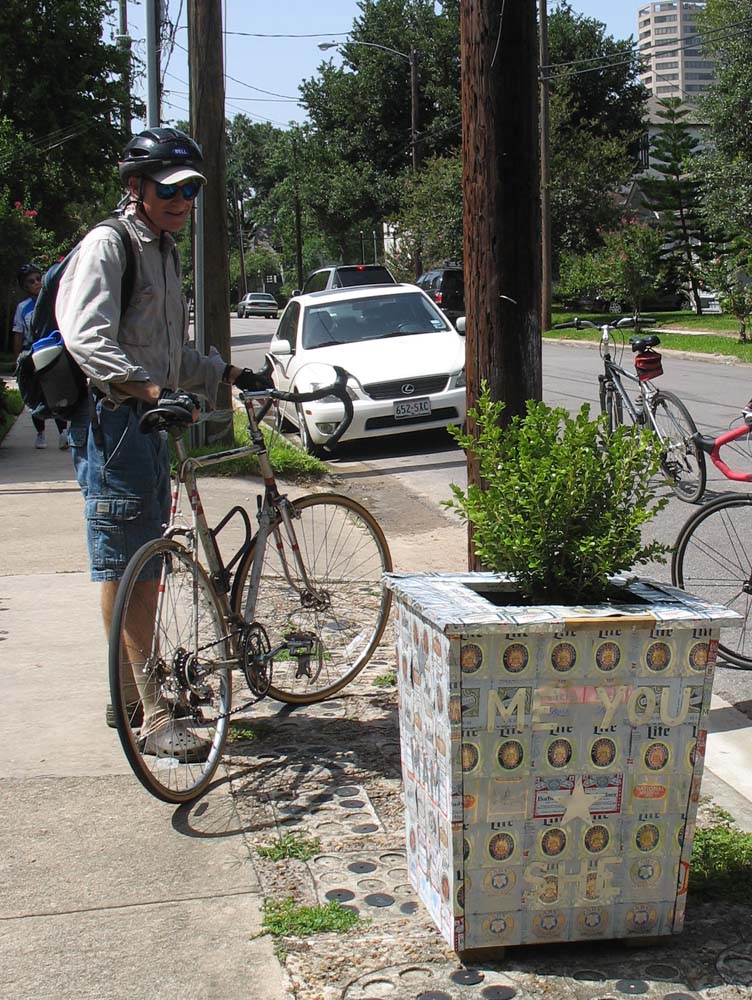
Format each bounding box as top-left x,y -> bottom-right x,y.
118,127 -> 206,185
17,263 -> 42,288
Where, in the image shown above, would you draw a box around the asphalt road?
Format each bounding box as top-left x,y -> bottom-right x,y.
228,315 -> 752,715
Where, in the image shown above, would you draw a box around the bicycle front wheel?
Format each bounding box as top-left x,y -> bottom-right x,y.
672,494 -> 752,668
109,538 -> 232,803
649,389 -> 706,503
232,493 -> 392,704
599,380 -> 624,433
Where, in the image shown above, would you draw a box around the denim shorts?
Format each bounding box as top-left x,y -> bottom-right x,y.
69,398 -> 170,582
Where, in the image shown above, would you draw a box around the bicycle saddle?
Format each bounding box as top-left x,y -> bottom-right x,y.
139,405 -> 194,434
629,334 -> 660,352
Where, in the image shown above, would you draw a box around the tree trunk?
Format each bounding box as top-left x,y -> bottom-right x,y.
460,0 -> 542,569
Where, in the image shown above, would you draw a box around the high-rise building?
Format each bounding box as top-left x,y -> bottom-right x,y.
637,2 -> 716,99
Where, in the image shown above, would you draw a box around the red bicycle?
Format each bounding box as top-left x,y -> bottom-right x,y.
672,410 -> 752,668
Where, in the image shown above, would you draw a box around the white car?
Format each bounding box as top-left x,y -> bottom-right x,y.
268,284 -> 466,453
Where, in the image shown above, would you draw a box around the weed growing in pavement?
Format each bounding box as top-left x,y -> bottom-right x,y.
257,833 -> 321,862
262,897 -> 363,937
372,672 -> 397,688
690,817 -> 752,903
226,720 -> 270,744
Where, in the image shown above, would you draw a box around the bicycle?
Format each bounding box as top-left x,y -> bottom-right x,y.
672,410 -> 752,669
553,316 -> 706,503
108,367 -> 393,803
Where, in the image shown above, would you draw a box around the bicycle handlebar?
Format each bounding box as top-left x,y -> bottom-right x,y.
693,414 -> 752,483
552,316 -> 657,331
138,364 -> 354,450
241,364 -> 354,450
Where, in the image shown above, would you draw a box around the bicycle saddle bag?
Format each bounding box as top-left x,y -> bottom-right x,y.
634,348 -> 663,381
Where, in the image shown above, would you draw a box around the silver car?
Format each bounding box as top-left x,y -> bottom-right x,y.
237,292 -> 278,319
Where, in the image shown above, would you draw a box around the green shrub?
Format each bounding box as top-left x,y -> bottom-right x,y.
445,386 -> 669,603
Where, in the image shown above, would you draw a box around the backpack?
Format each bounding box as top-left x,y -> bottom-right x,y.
15,218 -> 135,420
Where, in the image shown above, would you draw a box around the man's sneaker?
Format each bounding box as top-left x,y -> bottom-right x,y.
105,701 -> 144,729
35,432 -> 46,449
58,429 -> 70,450
140,718 -> 212,764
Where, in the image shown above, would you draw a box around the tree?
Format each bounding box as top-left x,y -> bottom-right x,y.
640,99 -> 706,314
596,221 -> 666,318
697,0 -> 752,235
547,3 -> 647,270
704,238 -> 752,342
0,0 -> 130,240
392,155 -> 463,275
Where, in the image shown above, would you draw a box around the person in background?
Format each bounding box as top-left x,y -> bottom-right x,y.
12,263 -> 69,449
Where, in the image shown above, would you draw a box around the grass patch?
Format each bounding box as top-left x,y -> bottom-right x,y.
689,821 -> 752,904
262,897 -> 362,937
257,833 -> 321,862
0,384 -> 24,444
372,672 -> 397,688
171,411 -> 329,480
226,721 -> 270,744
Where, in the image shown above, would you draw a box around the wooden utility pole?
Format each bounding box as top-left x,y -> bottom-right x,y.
116,0 -> 132,130
188,0 -> 232,441
460,0 -> 542,568
540,0 -> 552,331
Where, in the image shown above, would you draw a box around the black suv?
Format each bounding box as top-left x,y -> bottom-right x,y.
416,266 -> 464,323
295,264 -> 396,295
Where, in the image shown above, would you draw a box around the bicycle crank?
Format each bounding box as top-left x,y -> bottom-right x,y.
239,622 -> 273,697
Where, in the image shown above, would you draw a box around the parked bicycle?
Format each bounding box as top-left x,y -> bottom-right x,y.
108,367 -> 393,803
672,410 -> 752,669
553,316 -> 706,503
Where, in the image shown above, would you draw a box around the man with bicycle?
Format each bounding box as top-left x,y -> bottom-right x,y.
57,127 -> 270,759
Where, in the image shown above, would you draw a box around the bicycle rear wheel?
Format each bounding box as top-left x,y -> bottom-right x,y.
109,538 -> 232,803
672,494 -> 752,668
232,493 -> 392,704
650,388 -> 706,503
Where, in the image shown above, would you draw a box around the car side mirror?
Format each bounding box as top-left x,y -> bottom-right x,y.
455,316 -> 466,334
271,339 -> 292,357
291,289 -> 301,297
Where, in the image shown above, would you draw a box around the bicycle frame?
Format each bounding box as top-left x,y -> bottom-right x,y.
695,421 -> 752,483
157,395 -> 321,666
599,332 -> 657,428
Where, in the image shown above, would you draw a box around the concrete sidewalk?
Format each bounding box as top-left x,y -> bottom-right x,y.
0,408 -> 286,1000
2,402 -> 752,999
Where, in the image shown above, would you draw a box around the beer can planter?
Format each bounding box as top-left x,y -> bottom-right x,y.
384,572 -> 740,952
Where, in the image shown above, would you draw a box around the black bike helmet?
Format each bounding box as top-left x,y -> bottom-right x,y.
17,263 -> 42,287
118,127 -> 203,183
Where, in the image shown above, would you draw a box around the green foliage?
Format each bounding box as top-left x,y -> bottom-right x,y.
690,821 -> 752,903
697,0 -> 752,234
0,382 -> 23,444
640,99 -> 706,312
598,222 -> 667,317
372,672 -> 398,688
703,238 -> 752,341
548,2 -> 647,268
257,834 -> 322,862
397,155 -> 463,272
444,386 -> 669,603
262,897 -> 362,937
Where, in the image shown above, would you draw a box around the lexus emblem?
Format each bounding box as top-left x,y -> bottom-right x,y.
402,383 -> 415,395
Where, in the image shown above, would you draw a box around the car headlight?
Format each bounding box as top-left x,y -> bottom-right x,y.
310,380 -> 358,402
453,369 -> 466,389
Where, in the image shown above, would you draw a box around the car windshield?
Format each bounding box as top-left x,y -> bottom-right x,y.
335,266 -> 394,287
301,292 -> 450,349
248,294 -> 275,302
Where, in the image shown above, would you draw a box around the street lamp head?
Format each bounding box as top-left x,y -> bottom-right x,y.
318,42 -> 339,52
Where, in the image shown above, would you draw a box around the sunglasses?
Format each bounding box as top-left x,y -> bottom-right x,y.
154,180 -> 202,201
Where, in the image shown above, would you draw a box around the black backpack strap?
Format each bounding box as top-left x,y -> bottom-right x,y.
96,218 -> 136,318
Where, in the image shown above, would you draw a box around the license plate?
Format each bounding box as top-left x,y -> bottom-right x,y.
394,397 -> 431,419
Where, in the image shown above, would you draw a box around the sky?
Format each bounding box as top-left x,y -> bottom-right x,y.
116,1 -> 643,132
